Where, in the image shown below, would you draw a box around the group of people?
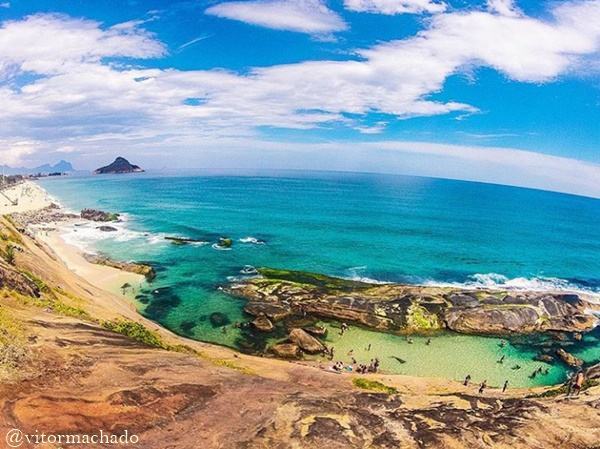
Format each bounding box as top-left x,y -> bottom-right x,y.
330,357 -> 380,374
462,376 -> 509,394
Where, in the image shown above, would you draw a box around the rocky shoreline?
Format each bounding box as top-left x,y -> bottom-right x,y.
227,268 -> 600,361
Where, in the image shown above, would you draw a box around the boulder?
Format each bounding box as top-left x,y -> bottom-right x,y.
534,354 -> 555,363
81,209 -> 119,222
288,328 -> 325,354
303,326 -> 328,337
555,348 -> 583,368
217,237 -> 233,249
252,315 -> 274,332
270,343 -> 301,359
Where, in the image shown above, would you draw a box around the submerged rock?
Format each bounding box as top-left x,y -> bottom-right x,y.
226,267 -> 599,337
165,236 -> 207,245
96,225 -> 117,232
288,328 -> 325,354
534,354 -> 555,364
209,312 -> 230,328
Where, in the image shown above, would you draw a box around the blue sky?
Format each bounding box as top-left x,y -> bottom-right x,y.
0,0 -> 599,196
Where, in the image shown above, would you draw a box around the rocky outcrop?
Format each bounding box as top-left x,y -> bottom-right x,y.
227,268 -> 599,337
165,236 -> 207,245
81,209 -> 120,222
555,348 -> 584,368
217,237 -> 233,249
288,328 -> 326,354
83,254 -> 155,281
269,343 -> 301,359
94,157 -> 143,174
0,262 -> 40,297
252,314 -> 274,332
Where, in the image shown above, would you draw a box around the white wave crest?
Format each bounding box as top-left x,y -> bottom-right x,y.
423,272 -> 600,302
239,236 -> 265,245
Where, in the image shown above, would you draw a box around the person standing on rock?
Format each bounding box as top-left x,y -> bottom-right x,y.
572,371 -> 585,397
478,380 -> 487,394
464,374 -> 471,386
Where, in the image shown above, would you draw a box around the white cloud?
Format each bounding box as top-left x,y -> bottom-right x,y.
0,14 -> 165,76
205,0 -> 347,34
487,0 -> 521,17
0,3 -> 9,9
344,0 -> 447,15
1,2 -> 600,196
0,139 -> 38,165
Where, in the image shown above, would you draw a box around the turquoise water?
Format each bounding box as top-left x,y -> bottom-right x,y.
39,170 -> 600,387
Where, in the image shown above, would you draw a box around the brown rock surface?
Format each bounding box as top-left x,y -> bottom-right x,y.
289,328 -> 326,354
556,348 -> 584,368
252,314 -> 274,332
228,268 -> 599,336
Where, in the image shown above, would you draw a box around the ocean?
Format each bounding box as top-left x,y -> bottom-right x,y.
38,170 -> 600,387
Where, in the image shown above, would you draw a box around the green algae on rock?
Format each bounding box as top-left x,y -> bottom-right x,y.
227,268 -> 598,337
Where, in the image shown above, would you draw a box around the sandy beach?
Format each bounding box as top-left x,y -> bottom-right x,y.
1,180 -> 144,298
0,181 -> 54,213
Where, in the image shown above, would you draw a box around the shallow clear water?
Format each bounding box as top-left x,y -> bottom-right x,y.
39,170 -> 600,387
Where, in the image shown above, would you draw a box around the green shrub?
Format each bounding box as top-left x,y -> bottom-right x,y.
102,319 -> 167,349
352,377 -> 398,394
4,245 -> 15,265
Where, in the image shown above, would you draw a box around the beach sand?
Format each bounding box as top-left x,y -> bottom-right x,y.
0,181 -> 54,214
1,180 -> 144,298
36,230 -> 145,298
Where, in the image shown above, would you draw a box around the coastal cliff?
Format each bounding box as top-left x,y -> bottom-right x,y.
227,268 -> 598,336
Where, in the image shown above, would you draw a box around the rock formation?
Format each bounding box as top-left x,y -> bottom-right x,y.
83,254 -> 155,281
288,328 -> 326,353
227,268 -> 599,337
81,209 -> 120,222
94,157 -> 144,174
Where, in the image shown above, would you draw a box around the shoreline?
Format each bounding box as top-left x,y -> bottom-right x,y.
3,180 -> 593,393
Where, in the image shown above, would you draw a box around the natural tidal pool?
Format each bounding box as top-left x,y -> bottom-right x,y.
39,170 -> 600,387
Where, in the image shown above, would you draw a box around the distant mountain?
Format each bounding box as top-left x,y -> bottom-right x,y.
94,157 -> 144,174
0,160 -> 75,175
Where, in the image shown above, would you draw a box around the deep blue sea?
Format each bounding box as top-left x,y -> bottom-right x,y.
39,170 -> 600,387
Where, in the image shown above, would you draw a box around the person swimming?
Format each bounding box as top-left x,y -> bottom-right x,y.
497,355 -> 505,364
